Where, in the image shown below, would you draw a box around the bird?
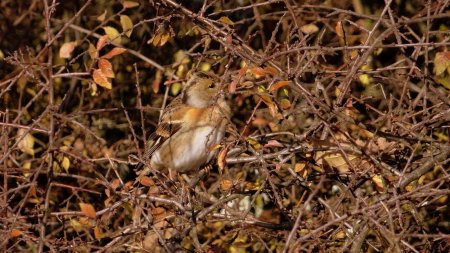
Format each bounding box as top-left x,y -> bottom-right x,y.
136,72 -> 231,176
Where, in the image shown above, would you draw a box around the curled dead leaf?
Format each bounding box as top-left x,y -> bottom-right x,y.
92,69 -> 112,89
102,47 -> 127,59
59,41 -> 78,59
98,59 -> 115,78
269,80 -> 290,91
218,16 -> 234,26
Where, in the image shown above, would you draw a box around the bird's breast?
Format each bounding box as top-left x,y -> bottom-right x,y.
150,124 -> 225,172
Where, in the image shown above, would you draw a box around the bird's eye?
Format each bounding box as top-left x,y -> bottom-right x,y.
208,83 -> 215,88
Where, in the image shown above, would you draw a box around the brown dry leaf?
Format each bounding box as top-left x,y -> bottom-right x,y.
239,66 -> 249,75
102,47 -> 127,59
252,117 -> 268,127
315,151 -> 359,173
264,66 -> 279,76
294,163 -> 306,173
97,10 -> 107,22
152,70 -> 162,93
96,35 -> 109,50
264,140 -> 284,148
228,80 -> 237,93
98,59 -> 115,78
59,41 -> 77,59
269,80 -> 291,91
139,176 -> 155,186
79,203 -> 96,218
148,29 -> 171,47
217,147 -> 228,172
93,69 -> 112,89
376,137 -> 393,150
103,26 -> 121,44
151,207 -> 167,221
218,16 -> 234,26
259,94 -> 278,117
10,229 -> 22,237
336,21 -> 344,37
220,179 -> 233,191
148,186 -> 159,195
250,67 -> 266,77
122,0 -> 139,8
300,23 -> 319,34
120,15 -> 133,37
111,178 -> 121,189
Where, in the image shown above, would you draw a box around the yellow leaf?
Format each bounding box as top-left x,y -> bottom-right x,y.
102,47 -> 127,59
218,16 -> 234,26
70,219 -> 83,232
79,203 -> 96,218
92,69 -> 112,89
94,226 -> 103,240
170,82 -> 182,96
434,52 -> 450,75
333,230 -> 346,239
200,62 -> 211,72
159,32 -> 170,46
372,174 -> 385,192
149,33 -> 161,46
122,1 -> 139,8
59,41 -> 77,59
359,74 -> 371,85
300,23 -> 319,34
120,15 -> 133,37
17,129 -> 35,156
62,156 -> 70,172
88,43 -> 97,60
23,161 -> 31,177
98,59 -> 115,78
246,137 -> 261,150
102,26 -> 121,44
10,229 -> 22,237
436,75 -> 450,89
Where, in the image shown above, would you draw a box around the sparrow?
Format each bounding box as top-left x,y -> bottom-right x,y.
137,72 -> 231,175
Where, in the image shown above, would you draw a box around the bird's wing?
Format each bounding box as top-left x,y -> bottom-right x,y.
135,99 -> 188,171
